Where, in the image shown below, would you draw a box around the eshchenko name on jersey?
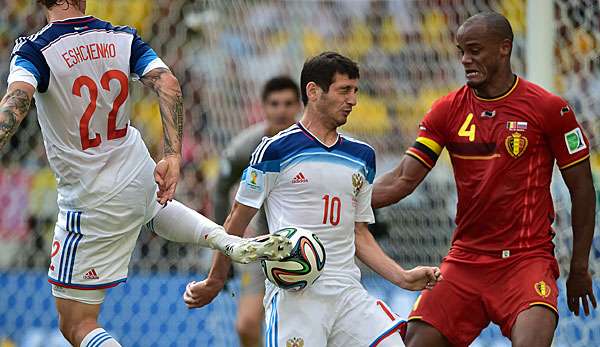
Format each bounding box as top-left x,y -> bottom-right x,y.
61,42 -> 116,68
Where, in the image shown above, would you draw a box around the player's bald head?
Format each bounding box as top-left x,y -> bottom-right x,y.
459,12 -> 514,43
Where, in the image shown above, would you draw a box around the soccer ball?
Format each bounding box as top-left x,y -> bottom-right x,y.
261,227 -> 326,291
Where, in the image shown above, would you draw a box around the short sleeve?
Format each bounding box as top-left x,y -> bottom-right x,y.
129,28 -> 168,77
355,148 -> 376,223
9,38 -> 50,91
355,183 -> 375,223
7,56 -> 39,88
405,97 -> 449,169
235,138 -> 281,209
542,96 -> 590,169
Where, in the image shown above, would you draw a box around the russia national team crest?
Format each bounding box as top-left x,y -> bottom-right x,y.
352,173 -> 364,196
505,132 -> 528,158
286,337 -> 304,347
535,281 -> 551,298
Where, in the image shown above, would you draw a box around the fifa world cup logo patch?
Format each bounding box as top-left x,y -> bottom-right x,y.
352,173 -> 364,196
286,337 -> 304,347
505,132 -> 528,158
535,281 -> 551,298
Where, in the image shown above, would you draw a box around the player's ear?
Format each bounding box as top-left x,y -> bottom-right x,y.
499,39 -> 512,58
306,82 -> 321,103
77,0 -> 86,12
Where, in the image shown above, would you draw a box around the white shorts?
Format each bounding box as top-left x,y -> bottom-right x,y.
48,159 -> 162,297
264,284 -> 406,347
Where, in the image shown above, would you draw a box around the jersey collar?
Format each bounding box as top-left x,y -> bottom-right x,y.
51,15 -> 95,25
297,121 -> 342,151
472,75 -> 520,102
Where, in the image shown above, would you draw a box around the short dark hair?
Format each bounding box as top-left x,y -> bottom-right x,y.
300,52 -> 359,105
261,76 -> 301,103
463,12 -> 514,42
37,0 -> 77,9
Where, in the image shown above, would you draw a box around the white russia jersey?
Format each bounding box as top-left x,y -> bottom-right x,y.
235,123 -> 376,298
7,16 -> 168,208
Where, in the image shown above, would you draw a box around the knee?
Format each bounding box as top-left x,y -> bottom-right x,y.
58,314 -> 98,345
58,314 -> 75,342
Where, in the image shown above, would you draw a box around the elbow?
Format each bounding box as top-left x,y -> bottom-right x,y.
372,189 -> 399,209
372,194 -> 392,209
372,179 -> 417,209
156,72 -> 182,97
164,73 -> 182,94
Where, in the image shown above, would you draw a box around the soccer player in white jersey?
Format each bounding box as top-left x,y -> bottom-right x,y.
0,1 -> 291,346
184,52 -> 443,346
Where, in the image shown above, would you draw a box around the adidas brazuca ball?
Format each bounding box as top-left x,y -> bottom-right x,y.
261,227 -> 326,291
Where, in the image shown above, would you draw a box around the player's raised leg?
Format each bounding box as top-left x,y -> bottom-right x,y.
146,200 -> 292,263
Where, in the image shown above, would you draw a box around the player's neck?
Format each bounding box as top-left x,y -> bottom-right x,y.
46,8 -> 86,23
299,114 -> 338,147
473,71 -> 516,99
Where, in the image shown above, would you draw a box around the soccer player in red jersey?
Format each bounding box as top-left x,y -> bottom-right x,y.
372,12 -> 597,347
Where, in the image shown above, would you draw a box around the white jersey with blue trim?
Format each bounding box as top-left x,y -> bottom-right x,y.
7,16 -> 168,208
235,123 -> 376,297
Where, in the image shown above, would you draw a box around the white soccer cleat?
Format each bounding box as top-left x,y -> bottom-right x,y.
225,234 -> 293,264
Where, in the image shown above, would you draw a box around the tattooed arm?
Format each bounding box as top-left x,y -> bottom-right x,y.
140,67 -> 184,204
0,82 -> 34,150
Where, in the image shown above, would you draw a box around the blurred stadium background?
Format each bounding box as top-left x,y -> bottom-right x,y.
0,0 -> 599,346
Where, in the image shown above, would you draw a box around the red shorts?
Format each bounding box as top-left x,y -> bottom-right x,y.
408,246 -> 559,347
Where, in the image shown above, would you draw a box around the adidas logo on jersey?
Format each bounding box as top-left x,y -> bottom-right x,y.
83,268 -> 99,280
292,172 -> 308,184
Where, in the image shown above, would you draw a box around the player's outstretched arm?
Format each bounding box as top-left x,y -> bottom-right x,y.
561,159 -> 597,316
140,67 -> 183,205
372,155 -> 429,209
184,201 -> 258,308
354,222 -> 441,291
0,82 -> 34,150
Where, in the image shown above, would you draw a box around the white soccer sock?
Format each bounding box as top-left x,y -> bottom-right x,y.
80,328 -> 121,347
148,199 -> 241,250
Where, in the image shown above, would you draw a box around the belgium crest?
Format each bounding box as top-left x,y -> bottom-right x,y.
286,337 -> 304,347
535,281 -> 551,298
505,132 -> 528,158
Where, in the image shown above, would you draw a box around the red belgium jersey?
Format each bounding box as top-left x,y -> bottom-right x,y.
406,76 -> 590,253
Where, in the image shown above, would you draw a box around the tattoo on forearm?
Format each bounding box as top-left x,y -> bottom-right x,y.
141,68 -> 183,156
0,89 -> 31,149
159,101 -> 174,155
174,94 -> 183,140
158,91 -> 183,156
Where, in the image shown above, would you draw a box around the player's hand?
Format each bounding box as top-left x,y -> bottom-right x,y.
154,154 -> 181,205
566,269 -> 597,316
183,278 -> 225,309
399,266 -> 442,291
